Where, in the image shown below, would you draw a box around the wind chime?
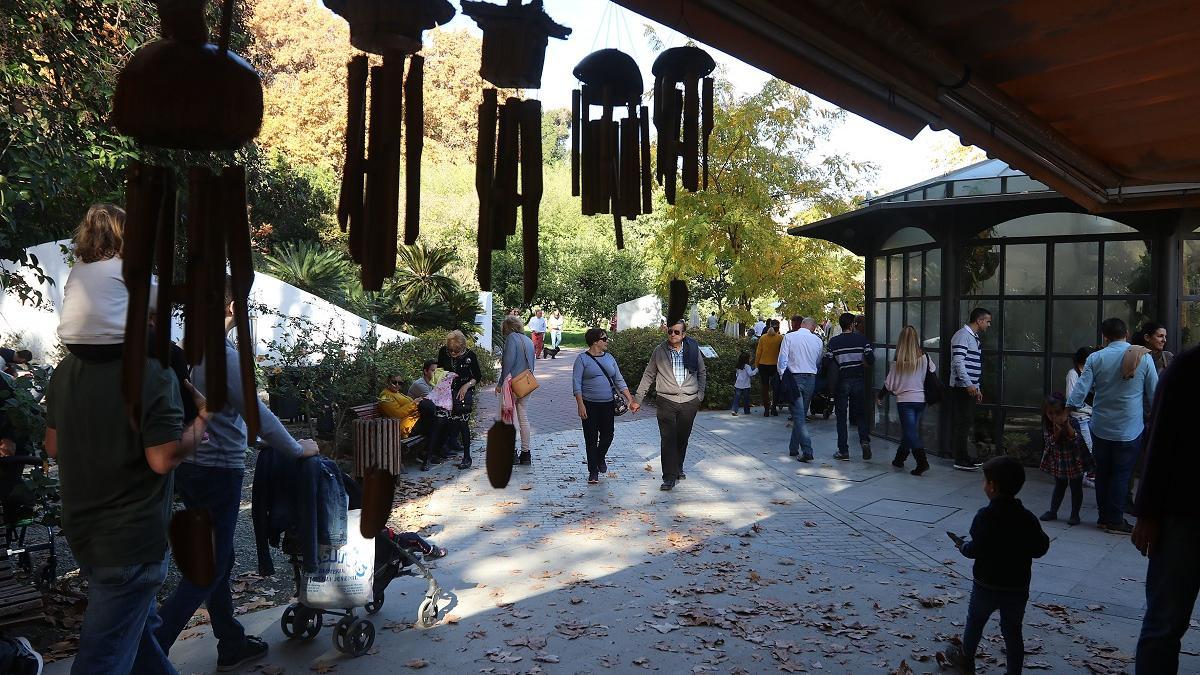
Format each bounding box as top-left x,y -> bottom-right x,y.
111,0 -> 261,440
328,0 -> 455,291
651,45 -> 716,204
462,0 -> 570,303
569,48 -> 653,250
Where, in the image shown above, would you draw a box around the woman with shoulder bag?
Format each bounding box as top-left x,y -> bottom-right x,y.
498,315 -> 537,466
572,328 -> 638,485
877,325 -> 937,476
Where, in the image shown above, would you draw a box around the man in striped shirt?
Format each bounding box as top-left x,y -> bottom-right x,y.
827,312 -> 875,460
950,308 -> 992,471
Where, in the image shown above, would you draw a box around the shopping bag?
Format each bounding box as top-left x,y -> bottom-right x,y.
300,509 -> 375,609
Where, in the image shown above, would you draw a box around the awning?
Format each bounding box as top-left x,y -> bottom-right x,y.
613,0 -> 1200,212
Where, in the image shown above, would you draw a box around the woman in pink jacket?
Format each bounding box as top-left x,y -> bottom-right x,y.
878,325 -> 936,476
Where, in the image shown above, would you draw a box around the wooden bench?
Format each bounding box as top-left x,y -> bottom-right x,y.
0,557 -> 43,628
348,403 -> 424,478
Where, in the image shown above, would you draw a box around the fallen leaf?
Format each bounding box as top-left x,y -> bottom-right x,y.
534,652 -> 560,664
803,520 -> 818,528
311,663 -> 337,674
519,484 -> 533,490
889,660 -> 914,675
405,659 -> 428,669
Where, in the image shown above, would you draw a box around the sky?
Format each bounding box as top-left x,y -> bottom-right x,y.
442,0 -> 969,197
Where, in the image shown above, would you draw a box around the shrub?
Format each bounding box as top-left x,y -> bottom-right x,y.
606,327 -> 756,410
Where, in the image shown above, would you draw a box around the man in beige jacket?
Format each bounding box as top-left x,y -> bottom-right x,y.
635,320 -> 707,491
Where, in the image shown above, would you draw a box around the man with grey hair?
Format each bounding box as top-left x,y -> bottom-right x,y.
777,316 -> 824,461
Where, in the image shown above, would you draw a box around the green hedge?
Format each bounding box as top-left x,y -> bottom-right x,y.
606,327 -> 757,410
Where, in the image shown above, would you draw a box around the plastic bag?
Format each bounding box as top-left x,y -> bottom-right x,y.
300,509 -> 374,609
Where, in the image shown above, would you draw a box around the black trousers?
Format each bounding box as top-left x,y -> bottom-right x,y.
950,386 -> 978,465
581,399 -> 616,474
656,398 -> 700,480
757,364 -> 778,412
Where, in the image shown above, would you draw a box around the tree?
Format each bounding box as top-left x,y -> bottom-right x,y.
647,76 -> 872,322
261,240 -> 353,304
246,150 -> 338,250
559,248 -> 651,329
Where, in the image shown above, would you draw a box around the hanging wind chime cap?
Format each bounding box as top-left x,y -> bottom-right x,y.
573,48 -> 644,104
651,45 -> 716,80
323,0 -> 456,55
461,0 -> 571,89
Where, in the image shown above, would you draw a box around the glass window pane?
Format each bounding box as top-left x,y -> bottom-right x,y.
880,227 -> 935,251
1004,244 -> 1047,295
1003,356 -> 1044,407
962,246 -> 1000,296
872,348 -> 886,388
1102,299 -> 1152,338
920,404 -> 939,450
1004,176 -> 1049,194
980,354 -> 1000,401
888,255 -> 902,297
925,248 -> 942,298
905,301 -> 920,332
925,183 -> 948,200
1003,300 -> 1046,352
1185,241 -> 1200,297
1002,412 -> 1044,465
1103,240 -> 1151,295
956,178 -> 1002,196
906,251 -> 922,297
924,300 -> 941,350
1052,300 -> 1098,354
888,301 -> 902,344
992,213 -> 1136,238
874,257 -> 887,298
1183,302 -> 1200,349
873,301 -> 887,343
1053,241 -> 1099,295
971,404 -> 999,458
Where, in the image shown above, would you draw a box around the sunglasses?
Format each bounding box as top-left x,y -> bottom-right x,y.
668,329 -> 684,335
388,380 -> 402,385
598,336 -> 609,342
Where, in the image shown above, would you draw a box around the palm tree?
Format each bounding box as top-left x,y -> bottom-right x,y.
391,242 -> 459,307
262,241 -> 353,305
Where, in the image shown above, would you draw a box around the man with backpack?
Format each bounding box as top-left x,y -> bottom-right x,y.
826,312 -> 875,461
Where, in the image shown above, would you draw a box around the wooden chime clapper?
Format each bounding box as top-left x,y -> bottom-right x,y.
462,0 -> 570,303
328,0 -> 455,291
570,48 -> 653,250
111,0 -> 262,439
651,46 -> 716,204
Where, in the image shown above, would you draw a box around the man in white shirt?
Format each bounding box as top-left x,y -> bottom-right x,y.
776,316 -> 824,461
529,309 -> 548,359
753,319 -> 766,337
707,312 -> 719,330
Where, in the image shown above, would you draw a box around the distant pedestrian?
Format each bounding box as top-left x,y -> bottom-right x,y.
828,312 -> 874,460
529,309 -> 547,359
1066,347 -> 1096,453
944,456 -> 1050,675
1132,346 -> 1200,675
777,316 -> 823,462
572,328 -> 637,485
752,318 -> 766,338
546,310 -> 564,358
634,321 -> 706,491
498,315 -> 536,465
877,325 -> 934,474
707,312 -> 719,331
950,308 -> 991,471
731,352 -> 756,416
1066,317 -> 1157,534
1038,394 -> 1089,526
753,320 -> 783,417
1133,322 -> 1172,375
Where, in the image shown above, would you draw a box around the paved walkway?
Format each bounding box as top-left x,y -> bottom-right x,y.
48,350 -> 1199,673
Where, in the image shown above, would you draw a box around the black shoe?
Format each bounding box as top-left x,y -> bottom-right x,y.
911,449 -> 930,476
942,643 -> 975,674
763,410 -> 771,417
861,444 -> 872,461
1040,511 -> 1057,522
660,480 -> 676,491
678,472 -> 686,480
457,458 -> 472,470
1067,514 -> 1081,526
587,472 -> 599,484
519,451 -> 532,465
1104,520 -> 1134,534
420,464 -> 431,471
599,460 -> 608,473
218,636 -> 268,672
3,637 -> 42,675
788,451 -> 799,457
833,452 -> 850,461
798,455 -> 813,463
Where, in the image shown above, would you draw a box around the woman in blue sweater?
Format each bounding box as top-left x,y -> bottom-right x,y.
572,328 -> 638,484
498,315 -> 536,465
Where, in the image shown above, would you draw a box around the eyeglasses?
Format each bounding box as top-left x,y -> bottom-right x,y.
598,336 -> 609,342
388,380 -> 402,385
668,329 -> 684,335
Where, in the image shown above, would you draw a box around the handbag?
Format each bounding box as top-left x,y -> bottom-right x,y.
509,338 -> 539,398
922,354 -> 944,405
585,352 -> 629,416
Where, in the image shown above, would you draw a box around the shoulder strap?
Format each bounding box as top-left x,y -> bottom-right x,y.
585,351 -> 619,390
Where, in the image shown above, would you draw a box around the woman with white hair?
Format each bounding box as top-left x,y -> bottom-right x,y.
437,330 -> 482,469
498,315 -> 536,464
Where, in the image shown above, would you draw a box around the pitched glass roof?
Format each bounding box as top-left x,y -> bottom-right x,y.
866,159 -> 1051,206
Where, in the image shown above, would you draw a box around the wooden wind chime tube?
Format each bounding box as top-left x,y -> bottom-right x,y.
639,105 -> 652,214
202,169 -> 229,414
361,65 -> 386,290
682,77 -> 700,192
518,99 -> 542,304
666,89 -> 682,204
403,54 -> 424,246
339,55 -> 369,262
493,99 -> 520,244
570,88 -> 581,197
120,161 -> 162,429
222,165 -> 259,440
702,77 -> 713,190
183,168 -> 210,368
475,88 -> 498,290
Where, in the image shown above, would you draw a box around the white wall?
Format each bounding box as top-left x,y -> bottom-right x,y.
616,294 -> 662,332
0,240 -> 413,363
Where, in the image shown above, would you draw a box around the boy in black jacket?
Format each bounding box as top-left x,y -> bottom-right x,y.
945,456 -> 1050,674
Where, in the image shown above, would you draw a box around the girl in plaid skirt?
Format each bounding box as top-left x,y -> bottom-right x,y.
1039,394 -> 1092,525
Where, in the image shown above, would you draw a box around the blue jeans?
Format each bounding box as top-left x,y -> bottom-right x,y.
549,330 -> 562,350
730,387 -> 751,413
1091,434 -> 1140,526
788,373 -> 816,459
835,376 -> 869,452
962,582 -> 1028,674
156,464 -> 247,660
76,554 -> 176,674
896,402 -> 926,451
1136,515 -> 1200,675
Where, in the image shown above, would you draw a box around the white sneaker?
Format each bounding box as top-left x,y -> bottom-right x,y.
731,411 -> 738,416
953,462 -> 983,471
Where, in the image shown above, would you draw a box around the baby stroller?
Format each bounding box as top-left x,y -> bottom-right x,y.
279,522 -> 444,657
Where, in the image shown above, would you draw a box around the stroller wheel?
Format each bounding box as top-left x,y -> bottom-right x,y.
282,604 -> 321,641
418,598 -> 439,628
366,591 -> 385,615
347,617 -> 375,656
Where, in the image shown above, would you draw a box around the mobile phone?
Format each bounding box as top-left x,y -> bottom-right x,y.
946,531 -> 964,545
